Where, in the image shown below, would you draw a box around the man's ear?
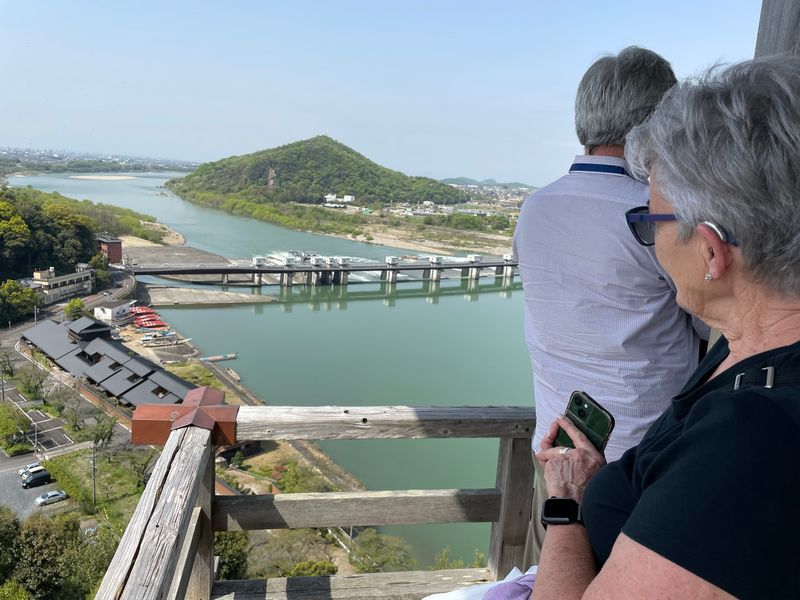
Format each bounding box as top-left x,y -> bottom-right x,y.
696,223 -> 732,279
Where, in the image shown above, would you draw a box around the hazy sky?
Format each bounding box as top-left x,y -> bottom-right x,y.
1,1 -> 761,185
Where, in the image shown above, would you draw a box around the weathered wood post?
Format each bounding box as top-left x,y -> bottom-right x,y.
487,436 -> 534,579
95,386 -> 237,600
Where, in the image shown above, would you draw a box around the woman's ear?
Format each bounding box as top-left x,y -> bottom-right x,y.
696,223 -> 732,279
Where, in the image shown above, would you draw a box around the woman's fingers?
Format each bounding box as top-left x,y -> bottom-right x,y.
539,418 -> 562,451
554,415 -> 596,452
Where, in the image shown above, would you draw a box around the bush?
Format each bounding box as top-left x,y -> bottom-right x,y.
3,443 -> 33,457
282,560 -> 337,577
42,457 -> 94,512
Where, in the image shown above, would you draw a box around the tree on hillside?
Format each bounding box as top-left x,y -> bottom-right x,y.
14,514 -> 79,599
63,298 -> 86,321
0,580 -> 31,600
0,281 -> 37,325
89,254 -> 111,289
0,506 -> 20,582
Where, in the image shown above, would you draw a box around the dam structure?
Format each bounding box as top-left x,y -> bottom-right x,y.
127,253 -> 518,287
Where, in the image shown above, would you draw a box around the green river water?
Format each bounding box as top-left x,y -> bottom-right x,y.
8,172 -> 533,567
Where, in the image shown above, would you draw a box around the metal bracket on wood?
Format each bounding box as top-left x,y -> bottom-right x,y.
131,386 -> 238,446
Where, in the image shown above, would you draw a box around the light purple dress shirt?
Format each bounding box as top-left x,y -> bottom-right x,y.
513,155 -> 707,461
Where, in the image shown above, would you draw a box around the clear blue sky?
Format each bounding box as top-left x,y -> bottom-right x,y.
1,1 -> 761,185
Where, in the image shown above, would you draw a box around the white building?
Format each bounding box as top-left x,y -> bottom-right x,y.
26,266 -> 94,304
93,300 -> 133,325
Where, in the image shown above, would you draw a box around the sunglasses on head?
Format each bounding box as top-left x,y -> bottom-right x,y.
625,206 -> 738,247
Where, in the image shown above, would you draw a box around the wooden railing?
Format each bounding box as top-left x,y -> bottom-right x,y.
95,405 -> 535,600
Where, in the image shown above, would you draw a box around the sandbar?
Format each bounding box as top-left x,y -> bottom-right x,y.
68,175 -> 137,181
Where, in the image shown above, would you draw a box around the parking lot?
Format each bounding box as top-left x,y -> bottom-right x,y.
0,454 -> 71,520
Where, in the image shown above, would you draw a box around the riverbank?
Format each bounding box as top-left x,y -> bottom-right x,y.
359,224 -> 512,257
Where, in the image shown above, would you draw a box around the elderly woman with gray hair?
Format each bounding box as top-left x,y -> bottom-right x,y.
530,56 -> 800,600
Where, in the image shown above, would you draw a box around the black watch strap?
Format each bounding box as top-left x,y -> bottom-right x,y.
540,496 -> 583,528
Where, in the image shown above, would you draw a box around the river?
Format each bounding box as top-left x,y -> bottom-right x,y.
8,172 -> 533,567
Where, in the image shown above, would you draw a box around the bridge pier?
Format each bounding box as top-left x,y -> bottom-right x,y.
386,270 -> 398,283
332,270 -> 349,285
253,272 -> 263,285
468,267 -> 482,280
221,273 -> 229,285
431,268 -> 442,281
280,272 -> 294,287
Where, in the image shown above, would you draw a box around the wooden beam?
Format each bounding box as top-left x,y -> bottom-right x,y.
211,568 -> 493,600
235,405 -> 534,441
213,489 -> 501,531
755,0 -> 800,57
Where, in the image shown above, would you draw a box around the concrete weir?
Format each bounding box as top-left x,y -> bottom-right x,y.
142,285 -> 277,306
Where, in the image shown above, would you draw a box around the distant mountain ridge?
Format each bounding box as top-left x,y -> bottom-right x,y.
439,177 -> 535,189
167,135 -> 469,206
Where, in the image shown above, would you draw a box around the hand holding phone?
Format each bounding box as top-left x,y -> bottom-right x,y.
554,391 -> 615,453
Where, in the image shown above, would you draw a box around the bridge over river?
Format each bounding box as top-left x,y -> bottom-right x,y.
127,254 -> 518,287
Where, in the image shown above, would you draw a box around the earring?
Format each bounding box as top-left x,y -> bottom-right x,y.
704,273 -> 714,281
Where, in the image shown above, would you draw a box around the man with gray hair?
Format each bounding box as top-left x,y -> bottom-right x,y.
513,46 -> 708,564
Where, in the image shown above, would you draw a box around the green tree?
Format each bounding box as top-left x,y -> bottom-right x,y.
63,298 -> 85,321
16,366 -> 47,403
63,526 -> 118,598
0,506 -> 20,582
0,351 -> 15,378
88,254 -> 111,289
0,281 -> 37,325
349,528 -> 415,573
14,514 -> 79,599
214,531 -> 249,580
0,404 -> 29,448
90,415 -> 116,450
0,581 -> 31,600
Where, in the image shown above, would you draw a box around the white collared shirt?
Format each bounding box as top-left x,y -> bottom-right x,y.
513,155 -> 707,461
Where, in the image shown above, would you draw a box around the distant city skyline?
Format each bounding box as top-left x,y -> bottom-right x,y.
1,1 -> 761,185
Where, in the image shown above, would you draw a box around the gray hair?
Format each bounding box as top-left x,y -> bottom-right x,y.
626,56 -> 800,297
575,46 -> 676,149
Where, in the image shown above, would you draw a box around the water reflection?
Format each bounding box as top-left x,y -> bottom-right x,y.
275,277 -> 521,312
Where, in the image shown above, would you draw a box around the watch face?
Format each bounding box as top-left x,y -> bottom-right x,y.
541,498 -> 580,525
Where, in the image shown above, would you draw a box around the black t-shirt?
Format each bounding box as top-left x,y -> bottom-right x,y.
582,337 -> 800,599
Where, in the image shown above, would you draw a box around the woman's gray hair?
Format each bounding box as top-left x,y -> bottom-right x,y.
627,56 -> 800,296
575,46 -> 676,149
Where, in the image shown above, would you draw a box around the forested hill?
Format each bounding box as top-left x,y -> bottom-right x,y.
167,136 -> 470,207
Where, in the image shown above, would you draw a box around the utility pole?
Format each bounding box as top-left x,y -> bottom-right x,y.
92,442 -> 97,506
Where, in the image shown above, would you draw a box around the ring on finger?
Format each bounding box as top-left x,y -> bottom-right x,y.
558,447 -> 571,456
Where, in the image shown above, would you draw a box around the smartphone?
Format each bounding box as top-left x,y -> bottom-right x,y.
554,391 -> 615,453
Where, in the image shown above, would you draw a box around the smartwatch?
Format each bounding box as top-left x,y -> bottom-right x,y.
540,497 -> 583,528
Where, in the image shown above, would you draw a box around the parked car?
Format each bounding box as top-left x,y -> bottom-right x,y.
20,470 -> 51,488
20,465 -> 45,479
17,462 -> 40,476
35,490 -> 67,506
